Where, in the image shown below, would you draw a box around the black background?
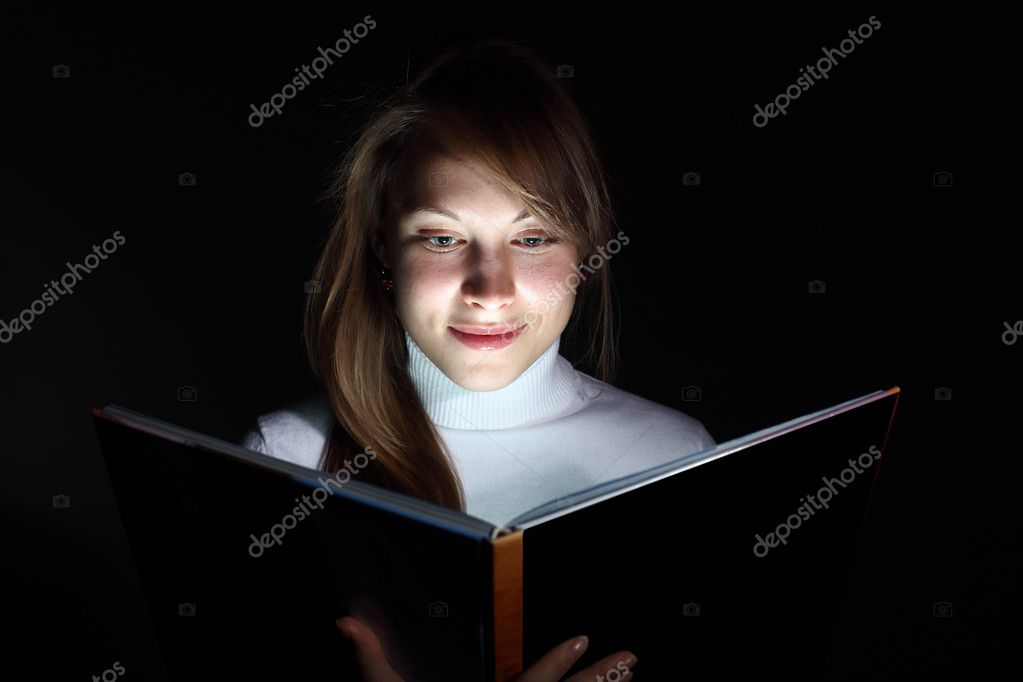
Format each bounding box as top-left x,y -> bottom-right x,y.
4,5 -> 1016,680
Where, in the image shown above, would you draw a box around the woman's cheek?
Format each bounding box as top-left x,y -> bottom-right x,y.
398,259 -> 454,295
519,257 -> 566,289
536,260 -> 578,297
516,271 -> 573,319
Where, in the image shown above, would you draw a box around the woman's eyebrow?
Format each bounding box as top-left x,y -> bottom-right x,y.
408,205 -> 532,223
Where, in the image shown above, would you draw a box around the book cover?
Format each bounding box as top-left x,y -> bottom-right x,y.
92,386 -> 899,680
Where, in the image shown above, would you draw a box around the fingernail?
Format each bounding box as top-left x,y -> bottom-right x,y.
337,619 -> 352,640
570,635 -> 588,654
620,654 -> 637,668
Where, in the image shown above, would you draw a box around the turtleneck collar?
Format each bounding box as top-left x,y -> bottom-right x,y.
404,329 -> 580,430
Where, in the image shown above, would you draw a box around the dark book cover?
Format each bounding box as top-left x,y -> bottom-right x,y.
92,386 -> 899,680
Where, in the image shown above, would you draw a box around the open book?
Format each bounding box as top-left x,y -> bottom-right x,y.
92,386 -> 899,681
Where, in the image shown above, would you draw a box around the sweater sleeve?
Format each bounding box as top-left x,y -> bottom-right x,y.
236,402 -> 332,470
241,420 -> 270,455
694,420 -> 717,451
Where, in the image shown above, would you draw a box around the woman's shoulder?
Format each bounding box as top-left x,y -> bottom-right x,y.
572,370 -> 717,451
241,391 -> 334,469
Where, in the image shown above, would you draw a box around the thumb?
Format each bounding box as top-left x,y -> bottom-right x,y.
337,616 -> 405,682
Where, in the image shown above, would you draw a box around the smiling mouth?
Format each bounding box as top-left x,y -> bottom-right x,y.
449,323 -> 525,336
447,324 -> 525,349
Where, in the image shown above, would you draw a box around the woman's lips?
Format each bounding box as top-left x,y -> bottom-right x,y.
448,324 -> 525,350
449,324 -> 522,336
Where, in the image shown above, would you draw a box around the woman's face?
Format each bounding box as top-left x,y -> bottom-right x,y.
374,133 -> 580,391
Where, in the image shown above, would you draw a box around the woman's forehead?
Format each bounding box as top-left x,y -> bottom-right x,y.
391,147 -> 504,209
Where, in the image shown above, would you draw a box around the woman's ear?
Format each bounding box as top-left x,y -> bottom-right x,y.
370,223 -> 390,268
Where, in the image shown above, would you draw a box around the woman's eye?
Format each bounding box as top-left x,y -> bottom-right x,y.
427,235 -> 457,248
520,237 -> 546,248
420,235 -> 560,252
516,236 -> 560,251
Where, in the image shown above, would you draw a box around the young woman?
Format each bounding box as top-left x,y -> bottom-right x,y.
243,38 -> 715,681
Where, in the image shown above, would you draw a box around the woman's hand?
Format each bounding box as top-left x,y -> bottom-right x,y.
337,615 -> 636,681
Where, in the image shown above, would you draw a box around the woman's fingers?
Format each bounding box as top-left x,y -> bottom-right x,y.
337,616 -> 405,682
514,633 -> 637,682
564,649 -> 637,682
336,617 -> 636,682
513,635 -> 591,682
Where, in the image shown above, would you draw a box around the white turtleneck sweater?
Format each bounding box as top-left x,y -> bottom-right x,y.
241,331 -> 715,527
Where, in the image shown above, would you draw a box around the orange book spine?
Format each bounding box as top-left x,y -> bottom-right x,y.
492,530 -> 524,681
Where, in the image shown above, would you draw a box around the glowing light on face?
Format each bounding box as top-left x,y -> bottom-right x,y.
374,135 -> 580,391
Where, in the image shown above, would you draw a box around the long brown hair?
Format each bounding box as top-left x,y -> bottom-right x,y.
304,38 -> 621,513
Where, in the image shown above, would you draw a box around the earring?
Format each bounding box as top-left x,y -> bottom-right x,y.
377,263 -> 394,291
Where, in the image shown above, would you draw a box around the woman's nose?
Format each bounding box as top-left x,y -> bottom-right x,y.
461,254 -> 515,311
